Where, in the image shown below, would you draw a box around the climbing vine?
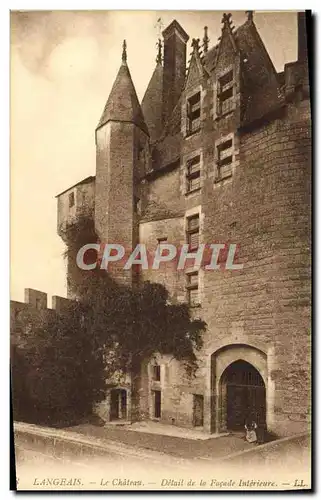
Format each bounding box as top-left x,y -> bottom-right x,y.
12,214 -> 206,425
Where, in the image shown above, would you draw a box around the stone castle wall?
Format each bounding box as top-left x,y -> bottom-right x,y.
52,15 -> 311,437
136,92 -> 311,437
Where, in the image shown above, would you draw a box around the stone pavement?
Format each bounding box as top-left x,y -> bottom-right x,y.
67,422 -> 254,460
104,420 -> 223,440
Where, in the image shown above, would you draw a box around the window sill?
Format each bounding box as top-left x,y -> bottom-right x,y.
215,109 -> 235,120
187,247 -> 200,253
214,173 -> 232,183
189,303 -> 201,309
185,128 -> 201,139
185,187 -> 201,196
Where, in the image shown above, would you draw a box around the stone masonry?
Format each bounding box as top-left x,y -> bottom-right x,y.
50,11 -> 311,437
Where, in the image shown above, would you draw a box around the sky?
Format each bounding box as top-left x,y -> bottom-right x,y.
10,10 -> 298,305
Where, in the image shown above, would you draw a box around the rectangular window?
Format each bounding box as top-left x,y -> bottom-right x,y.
186,272 -> 200,307
153,364 -> 161,381
187,92 -> 201,135
217,70 -> 234,116
153,390 -> 161,419
186,214 -> 200,251
69,191 -> 75,208
217,138 -> 233,180
186,155 -> 201,193
193,394 -> 204,427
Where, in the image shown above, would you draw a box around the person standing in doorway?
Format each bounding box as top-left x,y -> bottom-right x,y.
244,415 -> 258,443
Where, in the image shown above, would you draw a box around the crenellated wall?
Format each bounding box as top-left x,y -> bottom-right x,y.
11,289 -> 74,345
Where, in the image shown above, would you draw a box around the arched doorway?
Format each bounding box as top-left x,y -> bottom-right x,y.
220,360 -> 266,430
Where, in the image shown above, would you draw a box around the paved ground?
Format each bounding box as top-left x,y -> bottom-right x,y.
104,420 -> 221,440
14,423 -> 311,491
66,423 -> 253,460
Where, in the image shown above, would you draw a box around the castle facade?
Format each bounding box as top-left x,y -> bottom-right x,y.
19,11 -> 311,437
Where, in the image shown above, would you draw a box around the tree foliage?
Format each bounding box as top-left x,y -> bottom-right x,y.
11,215 -> 207,424
11,302 -> 106,425
74,267 -> 206,377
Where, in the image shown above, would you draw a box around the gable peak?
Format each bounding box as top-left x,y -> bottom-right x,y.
218,12 -> 238,54
246,10 -> 254,22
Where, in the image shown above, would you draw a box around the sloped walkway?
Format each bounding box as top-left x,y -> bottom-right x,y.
67,422 -> 253,460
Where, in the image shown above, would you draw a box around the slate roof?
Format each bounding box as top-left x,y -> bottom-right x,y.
97,60 -> 149,135
197,18 -> 283,127
141,62 -> 163,143
234,20 -> 284,125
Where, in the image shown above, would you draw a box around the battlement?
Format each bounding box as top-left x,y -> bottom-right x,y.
11,288 -> 75,344
12,288 -> 73,312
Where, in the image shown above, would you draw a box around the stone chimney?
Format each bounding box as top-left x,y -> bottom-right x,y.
297,11 -> 308,62
162,20 -> 189,125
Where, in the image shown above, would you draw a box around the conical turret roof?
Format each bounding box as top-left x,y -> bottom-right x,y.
96,41 -> 149,135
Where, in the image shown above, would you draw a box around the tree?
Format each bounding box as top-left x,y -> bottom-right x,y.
11,215 -> 207,425
11,302 -> 106,425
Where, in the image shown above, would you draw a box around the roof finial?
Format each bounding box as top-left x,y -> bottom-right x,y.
246,10 -> 254,22
122,40 -> 127,64
156,38 -> 162,64
154,17 -> 164,38
203,26 -> 209,53
222,12 -> 232,27
191,38 -> 200,52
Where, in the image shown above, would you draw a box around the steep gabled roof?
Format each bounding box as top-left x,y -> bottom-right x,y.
96,43 -> 148,135
141,61 -> 163,143
149,14 -> 285,155
203,45 -> 219,73
185,38 -> 208,90
202,15 -> 283,126
235,18 -> 283,125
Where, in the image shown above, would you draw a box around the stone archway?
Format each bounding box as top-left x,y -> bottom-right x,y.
220,359 -> 266,430
209,343 -> 269,433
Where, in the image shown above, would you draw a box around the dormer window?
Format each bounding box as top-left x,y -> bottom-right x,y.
69,191 -> 75,208
186,91 -> 201,135
217,69 -> 235,117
